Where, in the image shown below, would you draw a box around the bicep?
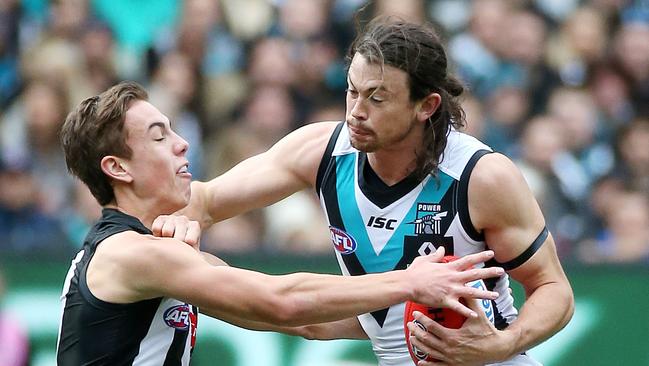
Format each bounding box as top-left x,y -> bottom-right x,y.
469,154 -> 566,290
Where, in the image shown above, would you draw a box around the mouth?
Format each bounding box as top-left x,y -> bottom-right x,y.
348,123 -> 372,137
176,163 -> 192,178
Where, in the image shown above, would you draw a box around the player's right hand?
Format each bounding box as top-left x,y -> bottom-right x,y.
152,214 -> 202,251
405,248 -> 503,319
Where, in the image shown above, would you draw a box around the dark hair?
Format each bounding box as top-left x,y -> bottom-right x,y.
60,81 -> 148,205
347,16 -> 465,178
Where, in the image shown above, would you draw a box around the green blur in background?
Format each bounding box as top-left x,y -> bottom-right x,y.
2,254 -> 648,366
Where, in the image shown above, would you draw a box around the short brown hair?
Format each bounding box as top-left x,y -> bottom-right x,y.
60,81 -> 148,205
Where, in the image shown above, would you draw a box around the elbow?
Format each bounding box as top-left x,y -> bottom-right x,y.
563,287 -> 576,328
295,325 -> 319,340
555,282 -> 575,331
258,295 -> 308,327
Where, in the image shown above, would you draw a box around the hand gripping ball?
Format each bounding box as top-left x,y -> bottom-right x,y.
404,255 -> 495,363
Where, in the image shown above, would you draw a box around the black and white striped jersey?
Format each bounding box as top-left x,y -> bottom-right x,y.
56,209 -> 197,366
316,122 -> 541,366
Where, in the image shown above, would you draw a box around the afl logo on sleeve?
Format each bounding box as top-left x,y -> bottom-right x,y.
329,227 -> 357,254
163,304 -> 191,331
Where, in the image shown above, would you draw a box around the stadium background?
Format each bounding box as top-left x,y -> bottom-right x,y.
0,0 -> 648,365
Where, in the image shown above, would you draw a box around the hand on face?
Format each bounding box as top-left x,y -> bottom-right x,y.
406,299 -> 508,366
152,214 -> 201,251
405,248 -> 504,319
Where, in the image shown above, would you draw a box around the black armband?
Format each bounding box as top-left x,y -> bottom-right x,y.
488,226 -> 549,271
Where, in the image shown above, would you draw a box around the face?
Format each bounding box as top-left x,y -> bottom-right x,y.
345,53 -> 422,152
121,100 -> 191,213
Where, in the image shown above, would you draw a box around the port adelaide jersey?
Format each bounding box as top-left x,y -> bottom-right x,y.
315,122 -> 523,366
56,209 -> 198,366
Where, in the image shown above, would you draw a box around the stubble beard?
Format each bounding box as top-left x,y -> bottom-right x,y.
350,121 -> 416,153
350,136 -> 378,152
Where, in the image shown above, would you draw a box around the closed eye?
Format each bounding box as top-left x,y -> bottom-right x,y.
346,89 -> 359,98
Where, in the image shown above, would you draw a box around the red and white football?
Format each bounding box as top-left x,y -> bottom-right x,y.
404,255 -> 494,364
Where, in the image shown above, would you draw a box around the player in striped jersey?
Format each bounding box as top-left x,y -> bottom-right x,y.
56,81 -> 503,365
166,17 -> 575,366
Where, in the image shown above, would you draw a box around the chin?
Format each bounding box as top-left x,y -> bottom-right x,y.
350,138 -> 378,152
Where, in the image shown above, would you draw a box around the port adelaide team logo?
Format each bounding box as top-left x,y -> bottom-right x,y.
408,203 -> 448,235
329,226 -> 357,254
164,304 -> 192,330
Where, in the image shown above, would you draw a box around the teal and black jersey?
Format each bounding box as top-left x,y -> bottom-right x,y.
316,122 -> 540,366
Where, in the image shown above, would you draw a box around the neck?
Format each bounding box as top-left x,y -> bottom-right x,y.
107,193 -> 173,230
367,151 -> 417,186
366,129 -> 425,186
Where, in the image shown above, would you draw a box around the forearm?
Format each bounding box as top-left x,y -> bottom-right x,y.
299,317 -> 369,340
499,281 -> 574,359
200,251 -> 228,266
202,307 -> 368,340
201,306 -> 308,336
264,270 -> 412,326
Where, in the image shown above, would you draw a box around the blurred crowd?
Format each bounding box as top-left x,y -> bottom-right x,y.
0,0 -> 647,265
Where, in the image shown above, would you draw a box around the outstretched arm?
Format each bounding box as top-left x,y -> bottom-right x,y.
408,153 -> 574,364
99,233 -> 503,327
179,122 -> 339,228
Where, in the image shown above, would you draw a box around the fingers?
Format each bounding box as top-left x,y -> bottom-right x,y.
185,221 -> 202,248
162,216 -> 185,239
423,246 -> 445,262
451,250 -> 494,271
151,215 -> 168,236
465,297 -> 485,314
447,298 -> 479,319
151,215 -> 201,248
412,311 -> 448,337
454,283 -> 499,304
458,266 -> 504,284
406,321 -> 446,362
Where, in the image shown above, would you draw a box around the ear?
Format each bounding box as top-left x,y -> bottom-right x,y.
415,92 -> 442,123
100,156 -> 133,184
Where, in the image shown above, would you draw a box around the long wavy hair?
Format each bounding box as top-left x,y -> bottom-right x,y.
347,17 -> 466,179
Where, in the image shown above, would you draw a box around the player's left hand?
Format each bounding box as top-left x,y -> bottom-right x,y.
152,214 -> 201,251
406,299 -> 511,365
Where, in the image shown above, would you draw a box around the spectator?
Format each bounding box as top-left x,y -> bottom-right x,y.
578,189 -> 649,264
0,269 -> 30,366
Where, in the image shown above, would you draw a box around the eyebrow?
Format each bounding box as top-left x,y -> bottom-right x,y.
347,77 -> 390,95
147,121 -> 167,131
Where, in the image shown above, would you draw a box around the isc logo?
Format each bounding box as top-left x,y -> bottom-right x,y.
164,304 -> 191,330
329,227 -> 357,254
367,216 -> 397,230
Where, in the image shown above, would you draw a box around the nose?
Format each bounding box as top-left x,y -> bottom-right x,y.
174,133 -> 189,155
349,98 -> 367,121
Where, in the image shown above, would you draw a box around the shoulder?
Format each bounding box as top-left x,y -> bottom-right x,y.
470,153 -> 522,191
469,153 -> 539,230
100,230 -> 197,269
96,231 -> 203,298
439,130 -> 492,179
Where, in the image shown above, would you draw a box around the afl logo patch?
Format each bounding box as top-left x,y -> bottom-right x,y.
329,226 -> 357,254
163,304 -> 191,330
